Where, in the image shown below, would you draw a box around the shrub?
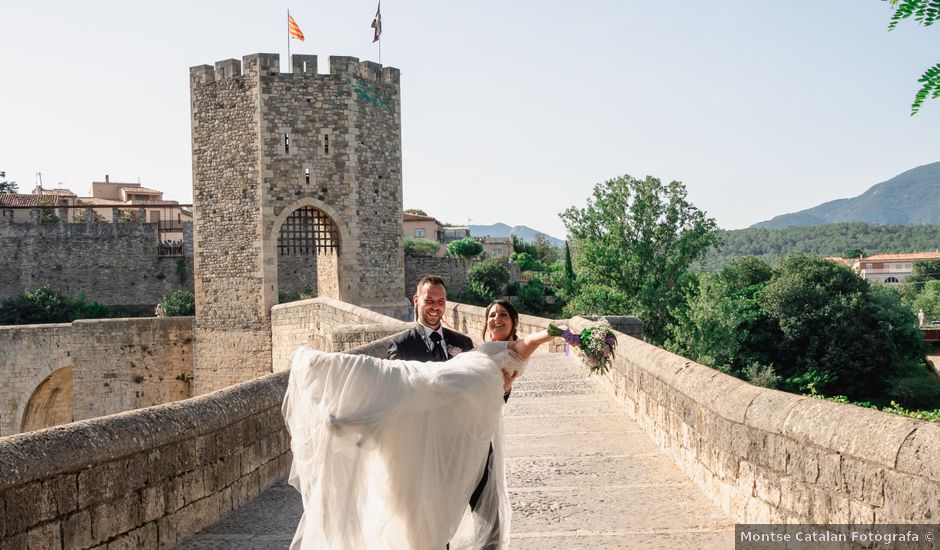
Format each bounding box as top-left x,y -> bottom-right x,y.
468,259 -> 511,297
0,285 -> 109,325
447,237 -> 484,259
157,290 -> 195,316
278,288 -> 315,304
404,237 -> 440,256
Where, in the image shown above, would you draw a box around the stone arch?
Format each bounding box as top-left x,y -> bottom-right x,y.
270,198 -> 350,303
18,367 -> 74,433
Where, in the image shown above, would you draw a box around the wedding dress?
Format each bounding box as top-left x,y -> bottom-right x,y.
282,341 -> 526,550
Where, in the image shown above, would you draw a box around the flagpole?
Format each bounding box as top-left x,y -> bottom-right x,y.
287,10 -> 291,73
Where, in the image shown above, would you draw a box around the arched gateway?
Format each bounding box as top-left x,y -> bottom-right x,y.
190,53 -> 409,394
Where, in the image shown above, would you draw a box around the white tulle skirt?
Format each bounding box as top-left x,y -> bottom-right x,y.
282,343 -> 519,549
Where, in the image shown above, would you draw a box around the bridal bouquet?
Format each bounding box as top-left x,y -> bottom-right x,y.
548,320 -> 618,375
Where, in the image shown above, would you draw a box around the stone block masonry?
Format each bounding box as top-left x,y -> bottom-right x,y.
0,317 -> 193,438
0,331 -> 400,550
583,317 -> 940,525
191,53 -> 409,396
0,219 -> 193,309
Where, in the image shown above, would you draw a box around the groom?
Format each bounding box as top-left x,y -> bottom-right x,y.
388,275 -> 504,549
388,275 -> 474,361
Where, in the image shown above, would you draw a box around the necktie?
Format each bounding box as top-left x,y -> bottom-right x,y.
429,331 -> 446,361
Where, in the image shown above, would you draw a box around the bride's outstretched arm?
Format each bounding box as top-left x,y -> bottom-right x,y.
507,328 -> 562,360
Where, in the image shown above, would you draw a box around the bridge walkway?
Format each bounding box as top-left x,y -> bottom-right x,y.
176,349 -> 734,549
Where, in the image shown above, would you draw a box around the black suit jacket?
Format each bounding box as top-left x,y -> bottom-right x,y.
387,325 -> 474,362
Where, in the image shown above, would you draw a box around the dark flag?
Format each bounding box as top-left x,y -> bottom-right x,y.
371,2 -> 382,43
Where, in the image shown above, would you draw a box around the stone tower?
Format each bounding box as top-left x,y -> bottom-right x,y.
190,53 -> 408,394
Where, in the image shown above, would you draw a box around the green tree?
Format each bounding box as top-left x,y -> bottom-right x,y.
887,0 -> 940,114
902,259 -> 940,302
561,174 -> 720,342
0,285 -> 109,325
914,280 -> 940,321
404,208 -> 427,216
404,237 -> 440,256
516,278 -> 546,315
119,209 -> 142,222
0,171 -> 17,194
447,237 -> 484,258
468,259 -> 511,297
842,248 -> 864,259
667,257 -> 778,379
759,254 -> 929,401
157,290 -> 195,316
531,232 -> 559,264
74,209 -> 106,223
509,251 -> 544,272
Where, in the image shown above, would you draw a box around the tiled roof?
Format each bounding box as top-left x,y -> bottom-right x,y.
39,188 -> 77,197
77,198 -> 127,206
124,186 -> 162,194
0,194 -> 64,207
403,212 -> 438,222
859,252 -> 940,262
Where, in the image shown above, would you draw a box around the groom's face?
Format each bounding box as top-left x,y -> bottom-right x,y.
414,283 -> 446,330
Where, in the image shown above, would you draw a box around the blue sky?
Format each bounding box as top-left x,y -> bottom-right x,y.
1,1 -> 938,240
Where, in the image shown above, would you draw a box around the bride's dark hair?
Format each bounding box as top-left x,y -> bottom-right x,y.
482,299 -> 519,341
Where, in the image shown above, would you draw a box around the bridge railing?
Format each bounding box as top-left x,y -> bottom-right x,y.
574,316 -> 940,525
0,327 -> 409,549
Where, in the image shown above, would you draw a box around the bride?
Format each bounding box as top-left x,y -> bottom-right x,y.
282,327 -> 557,550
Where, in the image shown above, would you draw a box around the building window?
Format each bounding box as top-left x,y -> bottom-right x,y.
284,133 -> 290,154
885,277 -> 900,283
414,228 -> 425,238
492,248 -> 504,257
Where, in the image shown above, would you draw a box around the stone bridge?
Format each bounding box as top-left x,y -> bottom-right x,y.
1,299 -> 939,549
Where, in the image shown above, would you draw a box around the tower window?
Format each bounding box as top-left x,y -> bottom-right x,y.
284,133 -> 290,154
305,168 -> 310,185
324,135 -> 329,155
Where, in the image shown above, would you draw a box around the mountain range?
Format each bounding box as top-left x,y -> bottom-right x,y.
751,162 -> 940,229
468,223 -> 565,247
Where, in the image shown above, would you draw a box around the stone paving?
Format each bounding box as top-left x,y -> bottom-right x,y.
176,350 -> 734,549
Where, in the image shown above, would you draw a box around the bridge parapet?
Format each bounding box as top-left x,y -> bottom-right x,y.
575,316 -> 940,524
0,329 -> 410,549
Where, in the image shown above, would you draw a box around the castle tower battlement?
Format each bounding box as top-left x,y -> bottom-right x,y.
190,54 -> 400,85
190,52 -> 408,394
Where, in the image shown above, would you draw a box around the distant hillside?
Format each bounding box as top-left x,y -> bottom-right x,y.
468,223 -> 565,247
752,162 -> 940,229
698,222 -> 940,271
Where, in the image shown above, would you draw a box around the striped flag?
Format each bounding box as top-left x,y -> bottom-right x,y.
288,13 -> 305,41
371,2 -> 382,43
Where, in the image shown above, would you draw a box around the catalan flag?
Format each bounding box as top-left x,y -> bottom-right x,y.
288,12 -> 305,41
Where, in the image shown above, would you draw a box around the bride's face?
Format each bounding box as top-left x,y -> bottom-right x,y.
486,304 -> 514,341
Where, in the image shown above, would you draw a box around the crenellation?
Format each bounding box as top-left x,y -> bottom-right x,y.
291,54 -> 317,75
327,55 -> 360,77
359,60 -> 383,81
189,65 -> 214,85
382,66 -> 400,85
214,59 -> 241,80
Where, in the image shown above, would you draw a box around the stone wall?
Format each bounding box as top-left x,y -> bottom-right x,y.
0,219 -> 193,309
404,255 -> 521,298
578,316 -> 940,524
270,296 -> 409,371
276,254 -> 317,295
0,334 -> 398,550
0,317 -> 193,438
